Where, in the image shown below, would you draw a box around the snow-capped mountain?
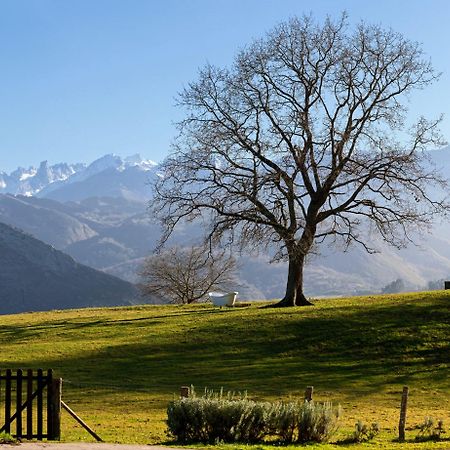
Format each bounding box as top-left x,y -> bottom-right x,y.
0,161 -> 85,196
0,154 -> 157,201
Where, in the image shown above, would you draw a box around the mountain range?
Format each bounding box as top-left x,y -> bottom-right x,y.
1,150 -> 450,309
0,154 -> 158,201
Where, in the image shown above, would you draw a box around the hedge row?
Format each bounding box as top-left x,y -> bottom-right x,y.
167,388 -> 341,444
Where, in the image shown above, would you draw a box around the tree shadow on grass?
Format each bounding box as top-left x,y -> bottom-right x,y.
0,296 -> 448,405
0,306 -> 243,343
0,302 -> 450,396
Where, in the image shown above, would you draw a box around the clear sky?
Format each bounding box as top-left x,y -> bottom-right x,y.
1,0 -> 449,172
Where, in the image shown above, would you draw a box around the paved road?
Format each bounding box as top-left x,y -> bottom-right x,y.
0,444 -> 186,450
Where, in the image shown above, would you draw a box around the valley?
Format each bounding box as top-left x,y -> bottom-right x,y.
2,152 -> 450,310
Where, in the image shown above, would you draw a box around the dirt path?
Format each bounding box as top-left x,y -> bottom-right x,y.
0,444 -> 186,450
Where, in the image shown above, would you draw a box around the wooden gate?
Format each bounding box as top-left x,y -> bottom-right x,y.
0,369 -> 61,440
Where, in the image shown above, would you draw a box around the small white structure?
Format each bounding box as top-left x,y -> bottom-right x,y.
208,291 -> 238,307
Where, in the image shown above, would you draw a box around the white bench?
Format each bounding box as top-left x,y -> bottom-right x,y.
208,291 -> 238,307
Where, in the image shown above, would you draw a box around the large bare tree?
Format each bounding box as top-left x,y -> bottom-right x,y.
151,15 -> 448,306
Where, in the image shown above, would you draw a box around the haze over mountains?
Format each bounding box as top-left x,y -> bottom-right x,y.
1,149 -> 450,307
0,222 -> 138,314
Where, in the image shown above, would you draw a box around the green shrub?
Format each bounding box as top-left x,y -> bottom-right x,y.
167,388 -> 270,443
351,420 -> 380,443
269,400 -> 341,443
0,432 -> 16,444
267,400 -> 298,442
167,387 -> 340,444
297,401 -> 341,443
415,417 -> 446,441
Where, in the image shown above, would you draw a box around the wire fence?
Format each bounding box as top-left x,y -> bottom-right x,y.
0,370 -> 448,444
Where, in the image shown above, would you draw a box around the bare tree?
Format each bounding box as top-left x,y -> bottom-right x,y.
139,245 -> 237,304
151,14 -> 448,307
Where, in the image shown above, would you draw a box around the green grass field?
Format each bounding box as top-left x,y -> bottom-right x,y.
0,292 -> 449,448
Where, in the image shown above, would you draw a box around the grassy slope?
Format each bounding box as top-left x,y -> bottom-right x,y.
0,292 -> 449,448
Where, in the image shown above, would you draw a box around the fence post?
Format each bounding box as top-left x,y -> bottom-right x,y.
46,369 -> 53,439
304,386 -> 314,402
398,386 -> 409,442
48,378 -> 62,440
180,386 -> 190,398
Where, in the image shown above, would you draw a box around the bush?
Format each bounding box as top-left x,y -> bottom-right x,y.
351,420 -> 380,443
415,417 -> 445,441
269,400 -> 341,443
167,388 -> 270,443
0,432 -> 16,444
267,400 -> 298,442
297,400 -> 341,443
166,387 -> 341,444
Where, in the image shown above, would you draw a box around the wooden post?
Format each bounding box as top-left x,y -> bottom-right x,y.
180,386 -> 190,398
48,378 -> 62,440
398,386 -> 409,442
61,401 -> 102,442
304,386 -> 314,402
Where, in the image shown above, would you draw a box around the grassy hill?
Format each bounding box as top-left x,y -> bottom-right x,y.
1,292 -> 449,447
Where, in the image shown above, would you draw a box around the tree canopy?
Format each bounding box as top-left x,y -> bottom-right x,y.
151,14 -> 448,306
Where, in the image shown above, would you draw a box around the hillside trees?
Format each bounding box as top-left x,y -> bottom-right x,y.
381,278 -> 405,294
151,14 -> 448,307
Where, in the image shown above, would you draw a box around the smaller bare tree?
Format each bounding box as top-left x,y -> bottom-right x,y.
139,245 -> 237,304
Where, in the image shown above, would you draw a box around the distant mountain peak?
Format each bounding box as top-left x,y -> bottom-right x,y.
0,154 -> 159,198
124,153 -> 157,168
124,153 -> 143,165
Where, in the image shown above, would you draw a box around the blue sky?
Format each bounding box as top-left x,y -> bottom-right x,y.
1,0 -> 449,172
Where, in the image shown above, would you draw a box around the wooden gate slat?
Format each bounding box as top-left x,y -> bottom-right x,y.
27,369 -> 33,440
4,369 -> 11,434
37,369 -> 43,440
16,369 -> 22,438
46,369 -> 53,440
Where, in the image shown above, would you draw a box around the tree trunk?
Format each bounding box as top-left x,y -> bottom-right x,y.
272,253 -> 313,307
